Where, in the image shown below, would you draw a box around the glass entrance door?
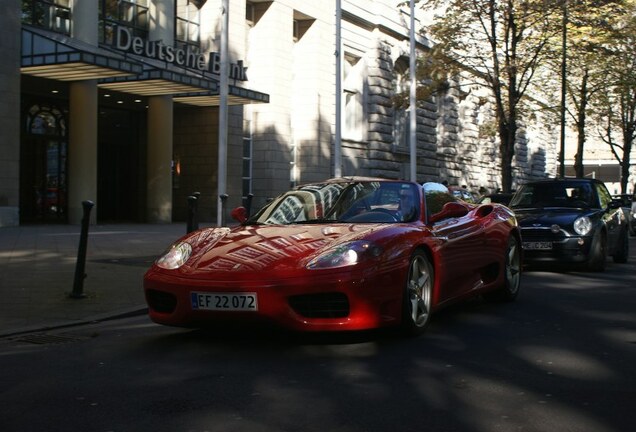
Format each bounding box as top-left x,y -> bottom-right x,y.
97,107 -> 142,222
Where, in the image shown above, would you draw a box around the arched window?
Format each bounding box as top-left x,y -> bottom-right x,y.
26,104 -> 67,137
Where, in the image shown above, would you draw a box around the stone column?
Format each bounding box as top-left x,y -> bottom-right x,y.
67,0 -> 98,224
146,0 -> 175,223
146,96 -> 174,222
68,81 -> 98,224
0,0 -> 21,226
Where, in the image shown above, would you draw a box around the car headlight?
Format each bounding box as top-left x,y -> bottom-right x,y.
306,240 -> 381,269
156,242 -> 193,269
573,216 -> 592,236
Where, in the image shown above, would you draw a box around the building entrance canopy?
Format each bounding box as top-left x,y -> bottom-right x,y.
21,25 -> 142,81
21,26 -> 269,106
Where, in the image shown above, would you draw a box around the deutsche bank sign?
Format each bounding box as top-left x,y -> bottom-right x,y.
114,26 -> 247,81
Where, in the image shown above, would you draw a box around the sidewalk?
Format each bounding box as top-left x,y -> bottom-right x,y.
0,223 -> 190,337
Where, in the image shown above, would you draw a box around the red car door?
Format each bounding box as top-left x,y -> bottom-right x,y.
431,212 -> 487,303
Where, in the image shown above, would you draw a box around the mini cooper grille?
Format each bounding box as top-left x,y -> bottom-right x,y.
521,228 -> 566,241
146,289 -> 177,313
288,293 -> 350,318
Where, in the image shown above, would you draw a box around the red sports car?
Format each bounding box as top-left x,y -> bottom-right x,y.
144,178 -> 522,335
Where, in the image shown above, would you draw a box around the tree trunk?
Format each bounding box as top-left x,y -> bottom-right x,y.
499,118 -> 516,193
574,72 -> 588,178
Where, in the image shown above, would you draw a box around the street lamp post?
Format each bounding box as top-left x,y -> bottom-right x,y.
217,0 -> 229,226
335,0 -> 342,178
409,0 -> 417,182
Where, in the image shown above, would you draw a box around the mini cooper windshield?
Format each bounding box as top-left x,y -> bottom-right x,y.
509,181 -> 597,209
246,180 -> 421,225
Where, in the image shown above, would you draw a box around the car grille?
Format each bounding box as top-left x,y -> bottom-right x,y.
288,292 -> 350,318
146,289 -> 177,313
520,227 -> 567,241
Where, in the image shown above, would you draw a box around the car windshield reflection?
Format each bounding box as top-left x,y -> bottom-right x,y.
246,180 -> 421,225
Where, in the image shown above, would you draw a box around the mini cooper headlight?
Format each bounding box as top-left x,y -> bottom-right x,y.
573,216 -> 592,236
306,240 -> 381,269
156,242 -> 192,269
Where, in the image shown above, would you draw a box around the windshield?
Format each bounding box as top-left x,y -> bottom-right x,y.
509,182 -> 597,209
247,181 -> 421,225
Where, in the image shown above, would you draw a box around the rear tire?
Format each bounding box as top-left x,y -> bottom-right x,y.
484,235 -> 521,302
401,250 -> 434,336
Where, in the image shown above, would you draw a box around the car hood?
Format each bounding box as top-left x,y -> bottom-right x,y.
173,223 -> 389,278
512,207 -> 596,227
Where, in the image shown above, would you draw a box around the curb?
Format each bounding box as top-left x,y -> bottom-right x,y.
0,305 -> 148,339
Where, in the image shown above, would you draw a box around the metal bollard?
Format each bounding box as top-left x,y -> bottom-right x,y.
220,194 -> 229,227
192,191 -> 200,230
246,193 -> 254,218
70,200 -> 94,299
186,195 -> 198,234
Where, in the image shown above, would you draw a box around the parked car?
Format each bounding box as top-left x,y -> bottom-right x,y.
478,193 -> 514,206
612,194 -> 635,237
448,186 -> 478,203
632,193 -> 636,236
144,178 -> 522,335
509,178 -> 629,271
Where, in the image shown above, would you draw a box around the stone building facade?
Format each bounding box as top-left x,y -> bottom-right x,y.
2,0 -> 565,227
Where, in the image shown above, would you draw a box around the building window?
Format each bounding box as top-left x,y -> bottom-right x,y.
246,1 -> 270,27
292,10 -> 314,42
22,0 -> 71,35
99,0 -> 149,45
23,103 -> 68,222
343,54 -> 365,141
26,104 -> 67,137
175,0 -> 201,50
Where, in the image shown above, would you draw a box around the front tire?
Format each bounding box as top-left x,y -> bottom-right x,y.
484,235 -> 521,302
613,229 -> 629,263
401,250 -> 434,336
587,231 -> 607,272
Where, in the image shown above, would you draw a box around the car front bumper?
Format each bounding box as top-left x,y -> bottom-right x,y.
520,234 -> 593,264
143,263 -> 406,332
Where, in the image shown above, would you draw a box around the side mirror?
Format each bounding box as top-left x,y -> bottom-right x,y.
429,201 -> 470,224
230,206 -> 248,223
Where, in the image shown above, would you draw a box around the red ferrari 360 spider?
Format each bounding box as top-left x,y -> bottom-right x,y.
144,178 -> 522,335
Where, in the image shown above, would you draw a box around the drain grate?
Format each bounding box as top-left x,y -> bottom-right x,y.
12,333 -> 89,345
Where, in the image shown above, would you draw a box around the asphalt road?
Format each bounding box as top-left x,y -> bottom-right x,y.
1,246 -> 635,432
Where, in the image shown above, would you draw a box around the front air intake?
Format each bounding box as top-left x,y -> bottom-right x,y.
288,292 -> 350,318
146,289 -> 177,313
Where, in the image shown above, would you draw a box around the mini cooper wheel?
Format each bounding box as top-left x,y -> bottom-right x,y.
484,235 -> 521,302
402,250 -> 434,335
613,228 -> 629,263
587,231 -> 607,272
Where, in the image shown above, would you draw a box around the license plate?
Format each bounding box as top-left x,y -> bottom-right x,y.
191,292 -> 258,311
523,241 -> 552,250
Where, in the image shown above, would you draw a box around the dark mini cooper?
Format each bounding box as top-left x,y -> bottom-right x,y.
509,178 -> 629,271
